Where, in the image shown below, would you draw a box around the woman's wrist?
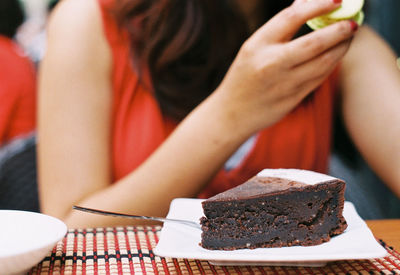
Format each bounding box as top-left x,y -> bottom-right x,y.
200,86 -> 257,144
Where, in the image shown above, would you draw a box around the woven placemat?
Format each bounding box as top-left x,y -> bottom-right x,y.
29,226 -> 400,274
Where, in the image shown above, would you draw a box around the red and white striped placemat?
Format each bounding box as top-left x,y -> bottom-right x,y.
29,226 -> 400,274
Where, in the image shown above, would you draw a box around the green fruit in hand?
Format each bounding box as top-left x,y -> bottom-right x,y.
353,10 -> 364,25
327,0 -> 364,19
306,0 -> 365,30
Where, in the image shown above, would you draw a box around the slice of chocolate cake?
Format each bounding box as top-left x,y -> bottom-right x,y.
200,169 -> 347,250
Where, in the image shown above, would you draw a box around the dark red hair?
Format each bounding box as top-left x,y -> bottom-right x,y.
114,0 -> 293,120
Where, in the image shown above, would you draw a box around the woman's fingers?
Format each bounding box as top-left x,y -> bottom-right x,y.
257,0 -> 342,43
286,20 -> 356,67
290,39 -> 352,100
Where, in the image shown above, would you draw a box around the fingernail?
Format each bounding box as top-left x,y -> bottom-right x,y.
332,0 -> 342,3
349,20 -> 359,32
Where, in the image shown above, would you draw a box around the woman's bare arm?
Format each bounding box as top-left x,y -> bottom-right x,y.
339,26 -> 400,197
38,0 -> 114,225
39,0 -> 356,228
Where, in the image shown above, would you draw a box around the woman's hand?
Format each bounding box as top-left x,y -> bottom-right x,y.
216,0 -> 357,134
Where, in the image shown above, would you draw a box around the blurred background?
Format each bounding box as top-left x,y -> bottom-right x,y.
0,0 -> 58,212
367,0 -> 400,56
0,0 -> 399,218
16,0 -> 59,64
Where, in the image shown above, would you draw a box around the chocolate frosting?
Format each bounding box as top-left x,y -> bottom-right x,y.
207,176 -> 311,201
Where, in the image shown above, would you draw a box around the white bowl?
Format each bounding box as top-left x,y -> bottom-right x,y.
0,210 -> 67,275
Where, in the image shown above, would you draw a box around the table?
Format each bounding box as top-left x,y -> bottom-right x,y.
28,220 -> 400,274
366,219 -> 400,250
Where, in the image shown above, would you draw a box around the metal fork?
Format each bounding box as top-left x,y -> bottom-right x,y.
73,205 -> 201,229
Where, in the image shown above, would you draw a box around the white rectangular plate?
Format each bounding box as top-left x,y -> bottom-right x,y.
154,199 -> 387,266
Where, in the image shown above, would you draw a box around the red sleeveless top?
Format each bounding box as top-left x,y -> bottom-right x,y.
98,0 -> 338,198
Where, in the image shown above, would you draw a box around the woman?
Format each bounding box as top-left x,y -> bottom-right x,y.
38,0 -> 400,227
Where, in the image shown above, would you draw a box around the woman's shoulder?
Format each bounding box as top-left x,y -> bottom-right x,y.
48,0 -> 123,45
45,0 -> 111,72
48,0 -> 101,34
